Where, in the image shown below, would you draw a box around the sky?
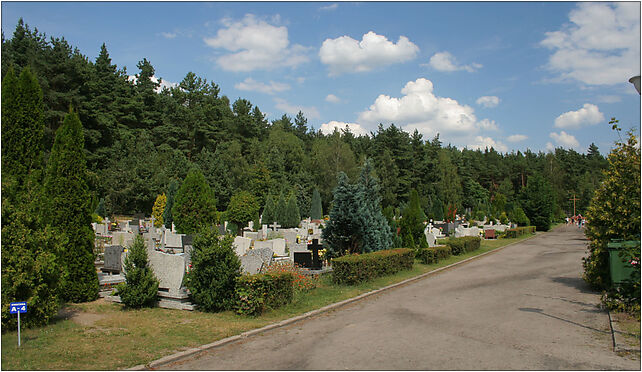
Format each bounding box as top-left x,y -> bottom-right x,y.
2,1 -> 640,154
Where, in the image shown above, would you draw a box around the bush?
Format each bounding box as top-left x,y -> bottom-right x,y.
504,226 -> 536,238
264,261 -> 317,292
416,248 -> 437,264
445,236 -> 481,255
234,272 -> 294,316
117,235 -> 159,308
331,248 -> 414,285
184,230 -> 240,312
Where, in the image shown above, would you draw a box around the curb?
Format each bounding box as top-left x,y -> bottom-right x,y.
128,233 -> 539,370
608,309 -> 642,354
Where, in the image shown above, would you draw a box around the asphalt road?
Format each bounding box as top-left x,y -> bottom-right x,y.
164,225 -> 640,370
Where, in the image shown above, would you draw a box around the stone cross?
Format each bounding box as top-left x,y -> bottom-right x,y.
270,221 -> 281,232
307,239 -> 323,270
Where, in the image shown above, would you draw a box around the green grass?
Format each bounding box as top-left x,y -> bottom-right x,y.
1,232 -> 535,370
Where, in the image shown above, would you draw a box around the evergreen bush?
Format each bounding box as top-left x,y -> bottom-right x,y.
172,168 -> 217,234
261,195 -> 276,225
331,248 -> 414,285
117,235 -> 159,308
163,180 -> 179,229
227,191 -> 260,234
184,229 -> 240,312
234,273 -> 294,316
520,173 -> 553,231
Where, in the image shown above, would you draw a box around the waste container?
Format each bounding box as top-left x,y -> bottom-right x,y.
607,240 -> 640,285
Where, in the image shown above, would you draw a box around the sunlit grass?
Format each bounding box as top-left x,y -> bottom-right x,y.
1,232 -> 535,370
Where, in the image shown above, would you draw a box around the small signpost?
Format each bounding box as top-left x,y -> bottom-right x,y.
10,302 -> 27,347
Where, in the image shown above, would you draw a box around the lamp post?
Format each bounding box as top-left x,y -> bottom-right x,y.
629,75 -> 641,95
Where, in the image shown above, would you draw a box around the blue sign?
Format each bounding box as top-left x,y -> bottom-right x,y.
10,302 -> 27,314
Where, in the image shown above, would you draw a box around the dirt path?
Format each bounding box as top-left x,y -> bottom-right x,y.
163,226 -> 640,370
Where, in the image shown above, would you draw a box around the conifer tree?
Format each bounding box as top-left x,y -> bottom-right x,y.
274,192 -> 287,226
227,191 -> 259,235
151,193 -> 166,227
172,168 -> 217,234
283,192 -> 301,228
519,173 -> 553,231
357,159 -> 392,253
261,194 -> 275,226
322,172 -> 363,257
44,108 -> 99,302
310,188 -> 323,220
117,235 -> 159,308
94,197 -> 106,219
163,179 -> 179,229
400,189 -> 427,248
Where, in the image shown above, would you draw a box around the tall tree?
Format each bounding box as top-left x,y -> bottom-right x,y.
310,188 -> 323,220
44,108 -> 99,302
151,193 -> 166,227
227,191 -> 260,235
274,192 -> 287,226
400,189 -> 427,248
163,179 -> 179,229
261,194 -> 276,226
519,173 -> 554,231
172,168 -> 217,234
282,192 -> 301,228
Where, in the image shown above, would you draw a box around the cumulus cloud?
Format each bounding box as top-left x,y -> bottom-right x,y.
554,103 -> 604,129
325,94 -> 341,103
467,136 -> 508,153
507,134 -> 528,142
274,98 -> 320,119
541,2 -> 640,85
319,3 -> 338,11
128,75 -> 178,92
235,78 -> 290,95
319,31 -> 419,76
476,95 -> 500,108
204,14 -> 310,72
319,121 -> 369,136
546,142 -> 556,152
161,32 -> 177,39
427,51 -> 482,73
477,119 -> 499,131
550,131 -> 580,149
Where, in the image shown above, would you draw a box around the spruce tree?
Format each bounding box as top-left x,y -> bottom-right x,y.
520,173 -> 553,231
283,192 -> 301,228
357,159 -> 392,253
261,194 -> 275,226
310,188 -> 323,220
94,197 -> 106,219
274,192 -> 287,226
172,168 -> 217,234
163,179 -> 179,229
322,172 -> 363,257
117,235 -> 159,308
44,108 -> 99,302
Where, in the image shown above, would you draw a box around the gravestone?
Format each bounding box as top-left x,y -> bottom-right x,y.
247,247 -> 273,265
261,224 -> 268,240
148,250 -> 187,297
307,239 -> 323,270
424,228 -> 437,248
102,245 -> 124,274
271,238 -> 286,256
163,230 -> 184,250
111,231 -> 135,248
254,240 -> 273,250
270,222 -> 281,232
217,224 -> 226,236
294,252 -> 312,268
240,255 -> 264,275
243,231 -> 259,242
233,236 -> 252,256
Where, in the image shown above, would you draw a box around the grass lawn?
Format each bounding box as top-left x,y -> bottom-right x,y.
1,233 -> 535,370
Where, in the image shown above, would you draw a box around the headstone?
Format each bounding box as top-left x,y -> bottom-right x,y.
246,247 -> 273,269
102,245 -> 124,274
261,224 -> 268,240
240,255 -> 264,275
164,230 -> 184,250
307,239 -> 323,270
111,231 -> 135,248
233,236 -> 252,256
148,250 -> 187,297
271,238 -> 286,256
294,252 -> 312,268
248,221 -> 254,230
254,240 -> 273,250
218,224 -> 226,236
270,221 -> 281,232
243,231 -> 259,242
424,228 -> 437,248
181,234 -> 194,248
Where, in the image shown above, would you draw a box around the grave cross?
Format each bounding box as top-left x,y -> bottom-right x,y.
307,239 -> 323,270
270,221 -> 281,232
569,194 -> 580,216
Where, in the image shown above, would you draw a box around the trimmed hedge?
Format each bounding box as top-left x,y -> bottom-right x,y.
504,226 -> 536,239
234,272 -> 294,316
445,236 -> 481,255
332,248 -> 415,285
416,245 -> 452,264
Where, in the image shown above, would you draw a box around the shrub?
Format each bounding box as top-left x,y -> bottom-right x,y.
184,230 -> 240,312
504,226 -> 536,238
416,248 -> 436,264
234,272 -> 294,316
117,235 -> 159,308
433,245 -> 452,260
264,261 -> 317,292
331,248 -> 414,285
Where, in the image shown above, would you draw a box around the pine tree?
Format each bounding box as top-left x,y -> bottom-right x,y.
44,108 -> 99,302
172,168 -> 217,234
310,188 -> 323,220
227,191 -> 259,235
151,193 -> 166,227
261,194 -> 276,226
400,189 -> 427,248
274,192 -> 287,226
519,173 -> 553,231
163,179 -> 179,229
117,235 -> 159,308
283,192 -> 301,228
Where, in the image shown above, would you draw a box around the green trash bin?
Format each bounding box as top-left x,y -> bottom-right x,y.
607,240 -> 640,285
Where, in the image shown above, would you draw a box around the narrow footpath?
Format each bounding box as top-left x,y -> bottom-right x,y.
163,225 -> 640,370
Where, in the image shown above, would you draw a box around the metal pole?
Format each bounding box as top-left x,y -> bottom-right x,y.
17,311 -> 21,347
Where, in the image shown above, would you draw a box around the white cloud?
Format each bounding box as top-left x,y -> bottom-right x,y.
128,75 -> 178,92
274,98 -> 320,119
325,94 -> 341,103
319,3 -> 338,11
204,14 -> 310,72
546,142 -> 556,152
550,131 -> 580,149
477,119 -> 498,131
596,95 -> 621,104
319,121 -> 369,136
427,51 -> 482,73
507,134 -> 528,142
554,103 -> 604,129
319,31 -> 419,76
541,2 -> 640,85
467,136 -> 508,153
476,95 -> 500,108
161,32 -> 177,39
235,78 -> 290,95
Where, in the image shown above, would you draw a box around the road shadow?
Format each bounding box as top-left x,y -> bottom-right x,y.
519,307 -> 608,334
550,276 -> 595,294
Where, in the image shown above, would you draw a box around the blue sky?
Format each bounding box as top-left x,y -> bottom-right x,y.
2,1 -> 640,154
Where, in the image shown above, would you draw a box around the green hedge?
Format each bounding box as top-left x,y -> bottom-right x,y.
416,245 -> 452,264
445,236 -> 481,255
504,226 -> 536,239
331,248 -> 415,285
234,272 -> 294,316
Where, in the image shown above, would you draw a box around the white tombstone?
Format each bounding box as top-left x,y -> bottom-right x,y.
248,221 -> 254,230
271,238 -> 287,256
261,224 -> 269,240
254,240 -> 273,250
233,236 -> 252,257
111,231 -> 135,248
243,231 -> 259,243
424,225 -> 437,247
148,251 -> 187,297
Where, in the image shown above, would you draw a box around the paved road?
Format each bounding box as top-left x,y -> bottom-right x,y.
165,226 -> 640,370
